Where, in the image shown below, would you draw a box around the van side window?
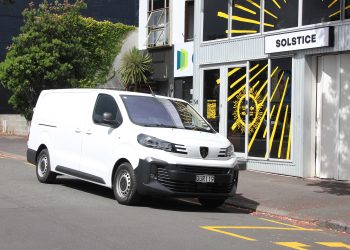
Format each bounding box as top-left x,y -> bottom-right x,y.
93,94 -> 123,126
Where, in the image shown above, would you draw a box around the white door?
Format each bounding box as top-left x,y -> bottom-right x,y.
54,92 -> 92,171
79,93 -> 123,183
316,54 -> 350,180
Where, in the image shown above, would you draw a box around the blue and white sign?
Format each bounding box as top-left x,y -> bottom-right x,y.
174,42 -> 194,77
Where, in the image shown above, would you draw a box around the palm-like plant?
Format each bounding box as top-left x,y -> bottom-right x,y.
118,47 -> 152,92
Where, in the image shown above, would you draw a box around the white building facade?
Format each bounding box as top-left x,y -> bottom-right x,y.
192,0 -> 350,180
139,0 -> 194,101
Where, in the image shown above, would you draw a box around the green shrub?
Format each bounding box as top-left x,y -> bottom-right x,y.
0,0 -> 134,120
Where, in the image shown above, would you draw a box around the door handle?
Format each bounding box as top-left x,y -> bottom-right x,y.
75,128 -> 81,133
86,129 -> 92,135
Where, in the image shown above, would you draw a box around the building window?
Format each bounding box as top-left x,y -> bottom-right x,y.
227,66 -> 247,153
264,0 -> 298,32
203,69 -> 220,131
184,0 -> 194,42
203,0 -> 228,41
147,0 -> 169,47
248,60 -> 268,157
302,0 -> 341,25
231,0 -> 261,37
269,58 -> 292,160
346,0 -> 350,19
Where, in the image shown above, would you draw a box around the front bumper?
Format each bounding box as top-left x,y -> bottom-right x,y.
135,158 -> 239,198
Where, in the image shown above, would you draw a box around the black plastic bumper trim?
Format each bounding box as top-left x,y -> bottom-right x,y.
27,149 -> 37,165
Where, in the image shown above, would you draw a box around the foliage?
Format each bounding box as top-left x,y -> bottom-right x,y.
0,0 -> 134,120
0,0 -> 15,4
118,47 -> 152,92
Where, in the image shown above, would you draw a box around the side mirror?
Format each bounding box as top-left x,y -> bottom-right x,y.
102,112 -> 119,127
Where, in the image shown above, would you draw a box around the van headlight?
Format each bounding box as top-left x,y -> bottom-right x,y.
225,144 -> 235,157
137,134 -> 173,152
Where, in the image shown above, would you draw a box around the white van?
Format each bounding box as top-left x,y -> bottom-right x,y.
27,89 -> 238,207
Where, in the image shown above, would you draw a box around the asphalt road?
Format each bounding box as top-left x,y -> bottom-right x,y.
0,157 -> 349,250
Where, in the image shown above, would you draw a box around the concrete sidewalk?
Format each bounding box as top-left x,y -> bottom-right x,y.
0,135 -> 349,233
226,170 -> 350,234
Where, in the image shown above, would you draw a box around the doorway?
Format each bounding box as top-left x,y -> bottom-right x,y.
316,54 -> 350,180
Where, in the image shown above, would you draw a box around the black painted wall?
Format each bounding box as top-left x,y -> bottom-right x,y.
0,0 -> 139,114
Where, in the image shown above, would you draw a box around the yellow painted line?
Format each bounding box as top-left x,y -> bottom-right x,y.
269,77 -> 290,153
273,0 -> 281,9
201,226 -> 256,241
229,64 -> 261,90
234,4 -> 256,14
258,217 -> 305,230
329,10 -> 341,18
254,66 -> 278,99
263,105 -> 276,138
231,15 -> 274,28
270,71 -> 285,101
328,0 -> 338,8
287,118 -> 292,160
248,108 -> 267,152
274,242 -> 311,250
205,226 -> 320,231
230,74 -> 247,89
315,242 -> 350,248
278,105 -> 289,158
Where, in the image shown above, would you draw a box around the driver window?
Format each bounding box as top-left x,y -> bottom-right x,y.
93,94 -> 122,125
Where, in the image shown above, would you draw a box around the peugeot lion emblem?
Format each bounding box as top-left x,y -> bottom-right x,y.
200,147 -> 209,159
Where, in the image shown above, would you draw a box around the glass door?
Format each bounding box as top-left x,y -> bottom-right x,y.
225,65 -> 247,154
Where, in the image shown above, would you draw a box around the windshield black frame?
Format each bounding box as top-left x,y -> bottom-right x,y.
121,95 -> 215,133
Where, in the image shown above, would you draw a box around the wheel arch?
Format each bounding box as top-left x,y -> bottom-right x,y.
36,144 -> 48,164
111,158 -> 131,186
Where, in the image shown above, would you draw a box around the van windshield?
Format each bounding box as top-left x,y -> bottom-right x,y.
121,95 -> 215,133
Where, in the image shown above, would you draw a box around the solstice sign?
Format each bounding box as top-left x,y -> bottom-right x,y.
265,27 -> 331,54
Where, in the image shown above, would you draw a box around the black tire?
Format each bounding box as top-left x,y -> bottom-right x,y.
198,198 -> 226,208
36,149 -> 56,184
113,162 -> 140,205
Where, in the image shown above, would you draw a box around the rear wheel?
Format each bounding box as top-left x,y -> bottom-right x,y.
36,149 -> 56,183
113,162 -> 140,205
198,198 -> 226,208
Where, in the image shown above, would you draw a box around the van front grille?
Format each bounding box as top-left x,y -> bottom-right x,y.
156,166 -> 234,193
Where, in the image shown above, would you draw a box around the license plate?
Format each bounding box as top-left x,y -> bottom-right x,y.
195,175 -> 215,183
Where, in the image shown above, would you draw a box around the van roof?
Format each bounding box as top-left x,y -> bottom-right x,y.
40,88 -> 188,103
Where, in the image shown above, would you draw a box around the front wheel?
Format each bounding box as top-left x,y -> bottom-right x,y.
113,162 -> 140,205
36,149 -> 56,184
198,198 -> 226,208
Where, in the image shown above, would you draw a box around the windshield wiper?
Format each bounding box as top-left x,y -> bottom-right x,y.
184,124 -> 212,132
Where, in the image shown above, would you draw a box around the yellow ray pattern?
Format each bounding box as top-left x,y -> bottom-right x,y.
329,10 -> 341,18
263,105 -> 276,138
273,0 -> 281,9
346,5 -> 350,10
245,0 -> 278,19
287,118 -> 292,160
248,108 -> 267,152
269,77 -> 290,152
227,64 -> 267,101
216,68 -> 241,85
252,80 -> 260,90
328,0 -> 338,8
235,4 -> 256,15
255,66 -> 279,98
226,30 -> 257,34
217,12 -> 274,28
270,71 -> 285,101
278,105 -> 289,158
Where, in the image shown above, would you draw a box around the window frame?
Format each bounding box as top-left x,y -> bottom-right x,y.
92,93 -> 123,128
200,0 -> 350,44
